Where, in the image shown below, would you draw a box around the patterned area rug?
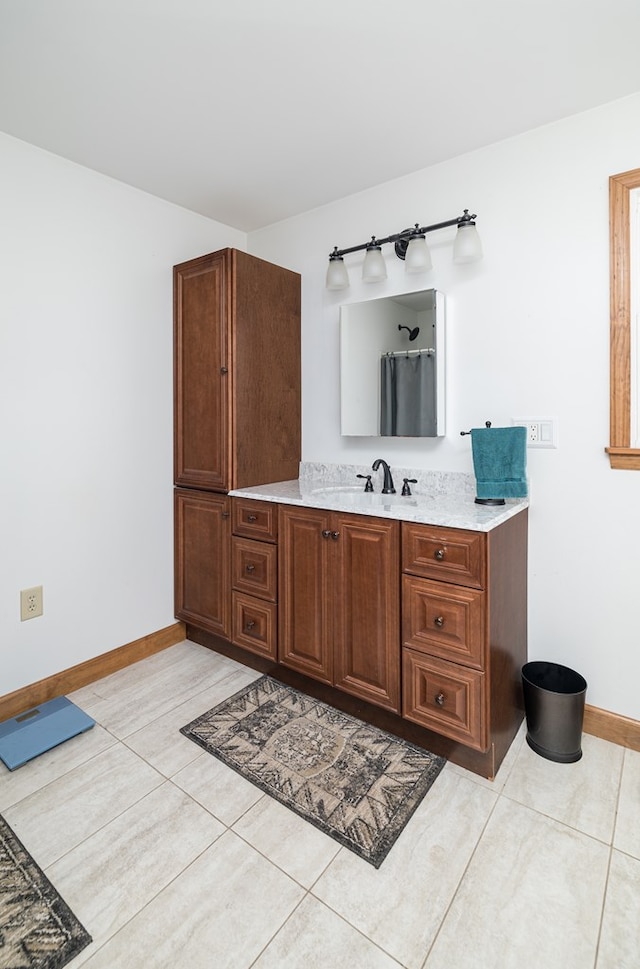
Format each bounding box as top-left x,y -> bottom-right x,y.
181,676 -> 445,867
0,815 -> 91,969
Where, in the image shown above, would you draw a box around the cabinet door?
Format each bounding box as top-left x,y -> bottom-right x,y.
278,506 -> 333,684
333,514 -> 400,713
174,489 -> 231,638
174,252 -> 230,491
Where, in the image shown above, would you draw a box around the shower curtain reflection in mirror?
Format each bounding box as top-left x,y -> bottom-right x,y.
380,351 -> 437,436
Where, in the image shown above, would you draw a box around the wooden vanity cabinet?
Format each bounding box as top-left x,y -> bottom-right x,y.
278,505 -> 400,713
231,499 -> 278,660
174,247 -> 301,493
174,488 -> 231,638
401,514 -> 528,765
173,248 -> 300,635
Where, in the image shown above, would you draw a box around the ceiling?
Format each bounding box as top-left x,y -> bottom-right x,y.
2,0 -> 640,232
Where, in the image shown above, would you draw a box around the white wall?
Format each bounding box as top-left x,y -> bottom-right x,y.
249,92 -> 640,721
0,133 -> 245,696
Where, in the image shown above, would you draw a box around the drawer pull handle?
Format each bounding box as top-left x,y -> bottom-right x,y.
434,548 -> 445,561
331,531 -> 340,540
247,514 -> 257,522
435,692 -> 446,706
434,616 -> 445,628
245,620 -> 256,630
322,529 -> 331,539
245,563 -> 256,573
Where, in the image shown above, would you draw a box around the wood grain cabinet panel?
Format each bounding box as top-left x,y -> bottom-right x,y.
174,489 -> 231,639
279,505 -> 400,712
278,505 -> 333,684
232,499 -> 278,543
333,513 -> 400,712
232,592 -> 277,660
231,537 -> 277,601
403,648 -> 487,751
174,248 -> 301,493
402,523 -> 486,590
402,575 -> 485,670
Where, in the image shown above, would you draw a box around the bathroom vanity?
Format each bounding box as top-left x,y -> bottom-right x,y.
173,249 -> 528,779
184,467 -> 528,780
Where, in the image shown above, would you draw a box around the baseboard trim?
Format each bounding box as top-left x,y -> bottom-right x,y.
584,703 -> 640,751
0,622 -> 186,723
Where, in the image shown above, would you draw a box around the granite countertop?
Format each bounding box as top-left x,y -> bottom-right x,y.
229,463 -> 529,533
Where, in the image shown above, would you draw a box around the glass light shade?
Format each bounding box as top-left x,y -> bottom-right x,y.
404,235 -> 432,273
326,256 -> 350,290
453,223 -> 483,263
362,246 -> 387,282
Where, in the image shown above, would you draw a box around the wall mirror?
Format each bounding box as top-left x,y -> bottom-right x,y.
340,288 -> 445,437
608,168 -> 640,469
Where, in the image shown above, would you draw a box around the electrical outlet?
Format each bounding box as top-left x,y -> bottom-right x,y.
20,586 -> 43,621
512,418 -> 558,449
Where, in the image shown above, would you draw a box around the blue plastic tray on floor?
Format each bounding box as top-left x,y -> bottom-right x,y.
0,696 -> 95,770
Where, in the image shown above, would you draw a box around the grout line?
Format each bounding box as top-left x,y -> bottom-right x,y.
592,745 -> 628,967
417,785 -> 501,969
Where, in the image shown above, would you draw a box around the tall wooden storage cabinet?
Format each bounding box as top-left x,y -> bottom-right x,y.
174,248 -> 301,635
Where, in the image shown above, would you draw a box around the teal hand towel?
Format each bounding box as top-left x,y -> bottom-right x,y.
471,425 -> 528,499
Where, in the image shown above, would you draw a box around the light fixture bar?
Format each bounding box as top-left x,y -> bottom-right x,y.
328,210 -> 477,260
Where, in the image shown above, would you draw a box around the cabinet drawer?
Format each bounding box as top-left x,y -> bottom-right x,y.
231,537 -> 277,601
402,523 -> 485,590
232,592 -> 277,660
232,499 -> 278,542
402,648 -> 487,751
402,575 -> 485,670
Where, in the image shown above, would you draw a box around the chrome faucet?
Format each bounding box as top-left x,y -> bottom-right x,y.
372,458 -> 396,494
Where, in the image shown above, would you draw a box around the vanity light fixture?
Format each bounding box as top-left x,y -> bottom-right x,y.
325,209 -> 482,290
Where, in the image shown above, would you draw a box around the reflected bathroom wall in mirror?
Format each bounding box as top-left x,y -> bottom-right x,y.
340,288 -> 445,437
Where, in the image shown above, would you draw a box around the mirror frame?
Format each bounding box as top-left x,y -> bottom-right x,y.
607,167 -> 640,469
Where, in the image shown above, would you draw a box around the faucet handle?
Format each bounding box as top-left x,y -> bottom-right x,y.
402,478 -> 417,496
356,474 -> 374,492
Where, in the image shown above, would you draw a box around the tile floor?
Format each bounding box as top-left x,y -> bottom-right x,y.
2,639 -> 639,969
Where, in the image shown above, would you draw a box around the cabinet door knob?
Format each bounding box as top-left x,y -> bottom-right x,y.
321,529 -> 331,538
245,563 -> 256,573
245,620 -> 256,630
434,615 -> 445,628
434,548 -> 445,561
435,692 -> 446,706
221,511 -> 230,519
247,514 -> 257,522
331,531 -> 340,540
220,366 -> 228,374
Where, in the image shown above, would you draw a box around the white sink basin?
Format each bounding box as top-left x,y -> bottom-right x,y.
309,487 -> 420,509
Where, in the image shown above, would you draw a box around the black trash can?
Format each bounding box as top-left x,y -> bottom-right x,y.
521,661 -> 587,763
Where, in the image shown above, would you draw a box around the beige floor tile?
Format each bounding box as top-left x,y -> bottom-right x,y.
124,666 -> 260,777
80,830 -> 305,969
613,747 -> 640,859
424,797 -> 610,969
313,770 -> 497,969
70,640 -> 224,701
233,792 -> 341,888
597,849 -> 640,969
0,723 -> 116,811
172,750 -> 264,826
445,720 -> 526,792
47,782 -> 225,966
69,641 -> 244,738
4,742 -> 163,867
253,894 -> 402,968
502,732 -> 623,842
